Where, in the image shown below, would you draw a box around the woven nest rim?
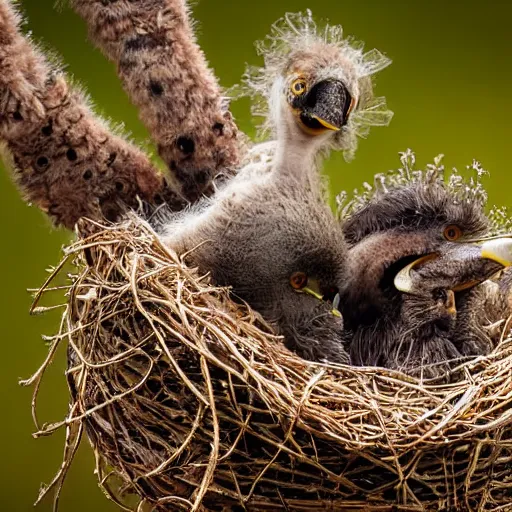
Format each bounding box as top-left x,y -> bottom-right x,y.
26,212 -> 512,511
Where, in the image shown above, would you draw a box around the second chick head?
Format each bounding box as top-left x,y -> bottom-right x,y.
339,156 -> 498,330
339,153 -> 512,373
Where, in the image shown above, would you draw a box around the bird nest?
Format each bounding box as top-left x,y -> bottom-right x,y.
29,214 -> 512,512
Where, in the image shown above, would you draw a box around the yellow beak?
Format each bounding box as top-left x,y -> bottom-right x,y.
481,238 -> 512,267
311,116 -> 341,132
299,282 -> 342,318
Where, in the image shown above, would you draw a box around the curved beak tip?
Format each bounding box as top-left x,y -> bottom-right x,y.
393,254 -> 438,294
331,293 -> 342,317
394,272 -> 411,294
312,116 -> 341,132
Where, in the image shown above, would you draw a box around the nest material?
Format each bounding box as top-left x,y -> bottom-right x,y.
29,214 -> 512,512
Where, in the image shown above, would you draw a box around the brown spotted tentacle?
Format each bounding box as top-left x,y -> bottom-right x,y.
71,0 -> 242,202
0,0 -> 185,228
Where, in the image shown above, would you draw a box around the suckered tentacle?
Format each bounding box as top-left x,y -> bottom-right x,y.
0,0 -> 185,228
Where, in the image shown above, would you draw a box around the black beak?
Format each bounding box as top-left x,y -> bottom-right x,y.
299,79 -> 354,133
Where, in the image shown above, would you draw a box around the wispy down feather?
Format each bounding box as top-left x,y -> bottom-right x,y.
239,10 -> 394,161
337,149 -> 512,236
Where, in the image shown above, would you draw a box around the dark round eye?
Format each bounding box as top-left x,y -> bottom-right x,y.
291,78 -> 307,96
290,271 -> 308,289
323,286 -> 339,302
433,288 -> 448,302
443,225 -> 462,241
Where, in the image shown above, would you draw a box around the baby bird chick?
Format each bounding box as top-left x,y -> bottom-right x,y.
246,10 -> 393,167
157,13 -> 392,363
391,239 -> 512,378
339,160 -> 512,377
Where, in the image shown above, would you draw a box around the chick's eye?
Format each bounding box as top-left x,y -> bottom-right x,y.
291,78 -> 307,96
443,225 -> 462,241
433,288 -> 448,302
290,271 -> 308,289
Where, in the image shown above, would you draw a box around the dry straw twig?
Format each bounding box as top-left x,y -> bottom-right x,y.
26,214 -> 512,511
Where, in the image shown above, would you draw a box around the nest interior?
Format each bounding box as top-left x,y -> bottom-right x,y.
28,214 -> 512,512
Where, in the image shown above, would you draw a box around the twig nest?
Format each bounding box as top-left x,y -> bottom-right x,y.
32,214 -> 512,511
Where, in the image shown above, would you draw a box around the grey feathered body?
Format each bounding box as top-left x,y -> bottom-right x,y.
152,11 -> 394,365
157,152 -> 349,363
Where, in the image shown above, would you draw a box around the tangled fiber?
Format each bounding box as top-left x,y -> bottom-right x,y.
27,212 -> 512,512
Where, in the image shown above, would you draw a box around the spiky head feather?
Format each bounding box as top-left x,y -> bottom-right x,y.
241,10 -> 393,161
337,149 -> 512,238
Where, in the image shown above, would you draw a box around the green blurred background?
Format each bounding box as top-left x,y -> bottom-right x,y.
1,1 -> 510,510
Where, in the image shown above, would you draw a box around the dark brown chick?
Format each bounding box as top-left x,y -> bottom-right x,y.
340,178 -> 512,378
390,240 -> 512,377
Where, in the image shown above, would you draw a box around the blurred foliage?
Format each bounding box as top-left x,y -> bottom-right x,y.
0,1 -> 510,510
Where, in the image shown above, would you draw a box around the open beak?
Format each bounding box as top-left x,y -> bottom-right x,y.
311,116 -> 341,132
298,79 -> 355,134
394,254 -> 438,294
394,238 -> 512,295
481,238 -> 512,267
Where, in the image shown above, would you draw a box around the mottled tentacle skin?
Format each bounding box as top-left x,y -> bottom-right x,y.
70,0 -> 241,201
0,0 -> 184,228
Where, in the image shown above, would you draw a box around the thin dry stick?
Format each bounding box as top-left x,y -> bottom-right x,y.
26,215 -> 511,511
0,0 -> 185,228
70,0 -> 242,202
